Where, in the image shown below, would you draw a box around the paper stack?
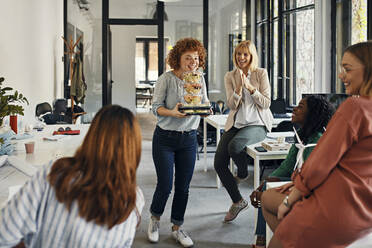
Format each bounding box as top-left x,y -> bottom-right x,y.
261,141 -> 291,151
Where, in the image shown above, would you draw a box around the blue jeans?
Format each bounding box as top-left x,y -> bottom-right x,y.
150,126 -> 197,226
214,126 -> 267,203
256,177 -> 291,237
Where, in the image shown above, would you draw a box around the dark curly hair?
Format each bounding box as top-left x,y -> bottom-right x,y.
166,38 -> 206,70
297,95 -> 335,144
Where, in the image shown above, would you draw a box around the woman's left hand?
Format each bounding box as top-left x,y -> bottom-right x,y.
277,202 -> 291,220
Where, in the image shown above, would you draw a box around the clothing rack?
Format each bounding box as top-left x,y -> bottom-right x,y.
62,35 -> 86,124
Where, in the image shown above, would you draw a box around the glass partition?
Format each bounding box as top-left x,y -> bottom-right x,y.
335,0 -> 368,93
67,0 -> 102,123
109,0 -> 158,19
164,0 -> 203,47
208,0 -> 247,102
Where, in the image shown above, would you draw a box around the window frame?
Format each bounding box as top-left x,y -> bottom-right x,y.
255,0 -> 315,106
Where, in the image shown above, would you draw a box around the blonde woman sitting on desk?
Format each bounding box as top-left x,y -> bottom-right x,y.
214,40 -> 273,222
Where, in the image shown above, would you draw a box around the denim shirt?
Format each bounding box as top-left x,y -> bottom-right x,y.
152,71 -> 209,132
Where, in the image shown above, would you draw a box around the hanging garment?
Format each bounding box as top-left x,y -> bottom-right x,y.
70,56 -> 87,104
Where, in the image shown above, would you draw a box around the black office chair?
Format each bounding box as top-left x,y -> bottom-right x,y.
53,99 -> 68,115
35,102 -> 52,118
270,99 -> 290,118
36,102 -> 66,125
216,100 -> 224,114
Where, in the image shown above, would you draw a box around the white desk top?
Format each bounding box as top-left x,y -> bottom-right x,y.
204,114 -> 228,128
0,124 -> 90,208
204,114 -> 291,129
246,131 -> 294,156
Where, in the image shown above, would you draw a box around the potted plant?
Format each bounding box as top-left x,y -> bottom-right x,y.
0,76 -> 29,127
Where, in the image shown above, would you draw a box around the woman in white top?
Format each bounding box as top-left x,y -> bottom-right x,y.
0,105 -> 144,248
214,40 -> 273,222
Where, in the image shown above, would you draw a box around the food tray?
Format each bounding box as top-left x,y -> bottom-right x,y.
185,112 -> 209,116
179,105 -> 211,111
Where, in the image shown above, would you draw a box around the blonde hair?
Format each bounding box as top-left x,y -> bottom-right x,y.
344,41 -> 372,97
233,40 -> 259,72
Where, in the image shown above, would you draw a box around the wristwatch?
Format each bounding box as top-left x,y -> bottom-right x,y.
283,195 -> 291,208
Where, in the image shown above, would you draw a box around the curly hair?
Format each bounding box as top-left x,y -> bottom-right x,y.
49,105 -> 142,229
297,95 -> 335,144
166,38 -> 206,70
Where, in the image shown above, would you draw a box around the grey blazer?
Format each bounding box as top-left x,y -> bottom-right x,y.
224,68 -> 273,131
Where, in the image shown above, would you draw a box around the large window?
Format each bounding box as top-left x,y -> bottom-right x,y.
136,38 -> 170,85
256,0 -> 315,105
255,0 -> 371,105
335,0 -> 368,93
286,0 -> 315,105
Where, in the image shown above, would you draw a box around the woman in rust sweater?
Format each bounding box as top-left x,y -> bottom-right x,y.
261,41 -> 372,247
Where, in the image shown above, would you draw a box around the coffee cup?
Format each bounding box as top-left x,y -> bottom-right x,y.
25,142 -> 35,154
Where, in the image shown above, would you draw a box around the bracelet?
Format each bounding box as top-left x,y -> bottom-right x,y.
283,195 -> 291,208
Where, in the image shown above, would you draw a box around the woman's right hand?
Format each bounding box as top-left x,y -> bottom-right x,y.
249,190 -> 263,208
171,103 -> 187,118
235,85 -> 242,96
249,182 -> 265,208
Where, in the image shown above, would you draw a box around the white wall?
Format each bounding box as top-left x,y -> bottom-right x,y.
0,0 -> 64,128
111,25 -> 157,113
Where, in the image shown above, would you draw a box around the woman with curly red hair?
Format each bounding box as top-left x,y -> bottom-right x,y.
147,38 -> 209,247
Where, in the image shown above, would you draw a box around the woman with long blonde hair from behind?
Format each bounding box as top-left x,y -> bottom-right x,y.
0,105 -> 144,248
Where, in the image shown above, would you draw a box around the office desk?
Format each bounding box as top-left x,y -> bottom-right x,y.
136,84 -> 155,108
203,115 -> 228,188
0,124 -> 89,208
246,131 -> 293,189
203,115 -> 291,188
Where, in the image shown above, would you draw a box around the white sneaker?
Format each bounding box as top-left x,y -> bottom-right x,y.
147,216 -> 160,243
172,229 -> 194,247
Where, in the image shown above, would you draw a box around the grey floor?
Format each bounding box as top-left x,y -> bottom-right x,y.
133,110 -> 273,248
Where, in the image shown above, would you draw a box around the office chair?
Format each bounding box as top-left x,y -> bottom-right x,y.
216,100 -> 224,114
35,102 -> 52,118
270,99 -> 290,118
53,99 -> 68,115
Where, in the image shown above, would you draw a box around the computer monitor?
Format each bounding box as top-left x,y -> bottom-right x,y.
270,99 -> 286,114
301,93 -> 349,110
270,99 -> 291,118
